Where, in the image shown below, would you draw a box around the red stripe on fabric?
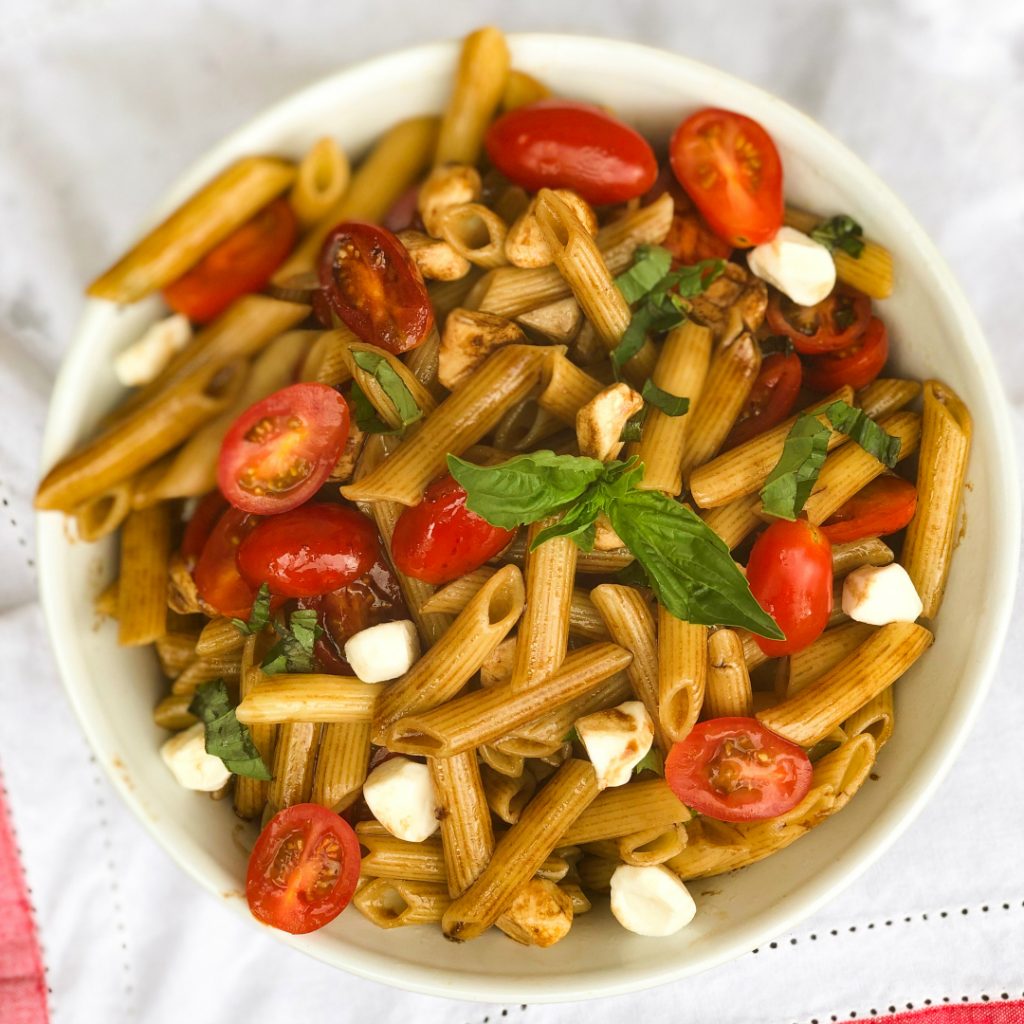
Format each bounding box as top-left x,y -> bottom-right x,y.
0,765 -> 49,1024
878,1003 -> 1024,1024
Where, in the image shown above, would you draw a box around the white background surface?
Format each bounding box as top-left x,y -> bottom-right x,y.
1,1 -> 1023,1022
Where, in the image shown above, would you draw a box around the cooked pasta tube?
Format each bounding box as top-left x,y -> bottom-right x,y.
440,203 -> 509,269
778,622 -> 876,698
737,629 -> 770,671
505,190 -> 597,270
385,642 -> 633,758
402,325 -> 446,401
289,137 -> 350,227
493,400 -> 565,452
843,686 -> 894,750
559,779 -> 690,845
399,230 -> 471,281
435,27 -> 510,166
535,352 -> 604,425
478,744 -> 526,779
574,548 -> 636,574
266,722 -> 321,813
857,378 -> 922,420
577,856 -> 618,893
72,479 -> 134,542
236,675 -> 380,725
171,653 -> 242,695
702,628 -> 753,718
658,608 -> 707,742
438,308 -> 526,389
354,878 -> 451,929
299,326 -> 357,386
347,341 -> 437,429
116,504 -> 172,646
900,381 -> 972,619
88,156 -> 295,302
687,386 -> 854,509
419,567 -> 497,615
613,822 -> 687,867
358,825 -> 447,882
341,344 -> 551,505
831,537 -> 894,577
757,622 -> 932,747
700,494 -> 763,551
234,637 -> 276,820
516,296 -> 583,343
441,759 -> 599,941
637,321 -> 712,494
497,878 -> 574,947
152,692 -> 197,731
430,753 -> 495,896
501,68 -> 550,111
311,720 -> 371,812
481,763 -> 537,825
372,564 -> 525,741
678,332 -> 761,484
560,884 -> 592,917
418,164 -> 483,237
429,272 -> 484,324
195,617 -> 246,658
590,585 -> 670,753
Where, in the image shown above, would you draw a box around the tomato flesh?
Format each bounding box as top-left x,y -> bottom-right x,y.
766,289 -> 871,355
163,198 -> 297,323
821,475 -> 917,544
484,101 -> 658,206
193,506 -> 259,618
665,718 -> 813,822
318,222 -> 433,354
803,316 -> 889,393
246,803 -> 361,934
746,519 -> 833,657
236,502 -> 379,598
391,473 -> 517,585
218,382 -> 350,515
670,108 -> 784,247
724,350 -> 802,449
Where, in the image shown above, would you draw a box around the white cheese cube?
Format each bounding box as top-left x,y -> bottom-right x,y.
575,700 -> 654,789
344,619 -> 420,683
114,313 -> 192,386
842,562 -> 923,625
746,226 -> 836,307
160,722 -> 231,792
610,864 -> 697,936
362,756 -> 439,842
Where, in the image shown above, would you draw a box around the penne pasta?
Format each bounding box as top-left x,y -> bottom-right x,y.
236,675 -> 380,725
289,137 -> 350,227
234,637 -> 276,820
266,721 -> 322,814
856,378 -> 922,420
559,779 -> 690,845
152,692 -> 198,731
440,203 -> 510,269
311,720 -> 372,812
702,628 -> 753,718
117,504 -> 172,646
777,621 -> 876,698
831,537 -> 894,577
72,479 -> 134,542
354,878 -> 452,929
658,608 -> 707,742
481,763 -> 537,825
501,69 -> 550,111
843,686 -> 895,750
700,493 -> 763,551
430,753 -> 495,896
612,822 -> 687,867
195,617 -> 246,659
358,823 -> 447,881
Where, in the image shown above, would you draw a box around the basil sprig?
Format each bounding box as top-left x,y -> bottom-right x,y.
261,608 -> 323,675
188,679 -> 272,781
810,215 -> 866,259
641,378 -> 690,417
349,381 -> 396,435
230,582 -> 271,635
351,350 -> 422,429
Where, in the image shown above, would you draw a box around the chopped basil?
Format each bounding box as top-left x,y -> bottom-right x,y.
614,244 -> 673,304
619,405 -> 649,443
350,350 -> 422,429
760,411 -> 832,520
634,747 -> 665,776
810,214 -> 866,259
261,608 -> 323,675
188,679 -> 272,781
826,401 -> 901,467
349,381 -> 398,435
230,582 -> 271,635
641,379 -> 690,417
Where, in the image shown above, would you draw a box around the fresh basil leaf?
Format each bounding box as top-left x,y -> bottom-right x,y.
760,411 -> 832,520
564,726 -> 580,744
349,381 -> 398,435
188,679 -> 272,781
612,297 -> 687,370
641,379 -> 690,417
531,497 -> 601,552
351,350 -> 422,428
612,559 -> 649,588
810,214 -> 865,259
261,609 -> 324,675
661,259 -> 725,299
825,400 -> 901,467
614,244 -> 673,304
619,405 -> 649,442
634,747 -> 665,776
231,582 -> 271,635
447,450 -> 605,530
606,488 -> 784,639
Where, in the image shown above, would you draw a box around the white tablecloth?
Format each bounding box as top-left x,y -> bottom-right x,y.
1,1 -> 1023,1021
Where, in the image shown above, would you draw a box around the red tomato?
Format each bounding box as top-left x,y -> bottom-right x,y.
746,519 -> 833,657
670,109 -> 784,247
163,199 -> 297,323
766,289 -> 872,355
665,717 -> 813,822
803,316 -> 889,393
193,506 -> 259,618
645,165 -> 735,265
236,503 -> 379,598
246,803 -> 361,934
180,491 -> 228,570
484,101 -> 658,206
390,473 -> 517,585
218,383 -> 350,515
821,475 -> 918,544
318,222 -> 433,354
723,350 -> 802,449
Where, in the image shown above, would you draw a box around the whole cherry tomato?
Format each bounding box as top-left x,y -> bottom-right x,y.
193,506 -> 259,619
391,473 -> 517,585
820,475 -> 917,544
766,288 -> 872,355
217,382 -> 350,515
484,101 -> 658,206
236,503 -> 379,598
670,108 -> 784,247
723,350 -> 803,449
665,717 -> 813,822
163,199 -> 297,323
179,491 -> 228,570
318,222 -> 433,354
803,316 -> 889,392
746,518 -> 833,657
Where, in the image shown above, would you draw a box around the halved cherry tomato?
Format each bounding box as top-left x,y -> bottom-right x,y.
766,289 -> 871,355
318,222 -> 433,354
803,316 -> 889,393
179,491 -> 228,570
236,503 -> 379,598
193,506 -> 259,618
246,803 -> 361,934
218,382 -> 350,515
821,475 -> 917,544
665,717 -> 813,822
391,473 -> 517,585
724,350 -> 802,449
163,199 -> 297,324
670,109 -> 784,247
746,519 -> 833,657
484,101 -> 658,206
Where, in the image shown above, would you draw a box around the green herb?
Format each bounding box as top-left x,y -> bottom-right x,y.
261,608 -> 323,675
760,411 -> 832,520
825,401 -> 901,467
349,381 -> 397,435
612,559 -> 651,588
619,405 -> 649,443
351,350 -> 423,429
641,379 -> 690,417
564,726 -> 580,744
810,214 -> 866,258
230,582 -> 271,635
188,679 -> 272,780
611,294 -> 687,370
634,747 -> 665,776
614,245 -> 673,303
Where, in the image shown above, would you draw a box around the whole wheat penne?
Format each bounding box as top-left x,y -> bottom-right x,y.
266,721 -> 322,814
614,822 -> 687,867
843,686 -> 894,749
430,753 -> 495,896
501,68 -> 550,111
72,479 -> 134,542
900,381 -> 972,619
440,204 -> 510,269
481,763 -> 537,825
312,720 -> 372,812
429,271 -> 484,322
195,617 -> 246,658
575,547 -> 636,574
152,692 -> 198,731
535,351 -> 604,424
347,341 -> 438,429
154,631 -> 199,680
778,621 -> 876,698
236,675 -> 380,725
117,504 -> 172,646
403,325 -> 446,401
354,878 -> 452,929
577,856 -> 618,893
702,628 -> 753,718
559,884 -> 592,917
658,608 -> 707,742
400,229 -> 472,282
559,779 -> 690,845
491,400 -> 564,452
700,494 -> 763,551
234,637 -> 276,820
479,744 -> 526,779
831,537 -> 894,577
737,629 -> 770,671
289,137 -> 350,226
298,326 -> 356,386
856,378 -> 922,420
357,823 -> 447,881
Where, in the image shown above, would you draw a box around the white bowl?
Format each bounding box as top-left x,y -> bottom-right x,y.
37,34 -> 1020,1003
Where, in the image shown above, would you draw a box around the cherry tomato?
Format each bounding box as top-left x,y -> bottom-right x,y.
318,222 -> 433,354
484,101 -> 658,206
390,473 -> 517,585
746,519 -> 833,657
821,476 -> 918,544
665,717 -> 813,822
803,316 -> 889,393
670,108 -> 784,247
179,491 -> 228,570
246,803 -> 361,934
236,503 -> 379,599
163,199 -> 297,323
193,506 -> 259,618
766,289 -> 872,355
218,382 -> 350,515
644,165 -> 735,265
723,350 -> 802,449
